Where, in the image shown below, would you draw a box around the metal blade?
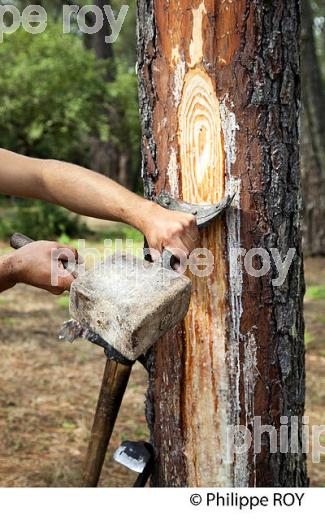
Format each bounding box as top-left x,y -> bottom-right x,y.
58,319 -> 108,348
113,441 -> 153,473
156,191 -> 235,229
58,320 -> 134,366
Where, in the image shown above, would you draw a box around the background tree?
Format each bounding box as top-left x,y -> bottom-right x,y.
301,0 -> 325,256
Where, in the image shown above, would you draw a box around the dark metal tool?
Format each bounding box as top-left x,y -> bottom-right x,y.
156,191 -> 234,229
113,441 -> 154,487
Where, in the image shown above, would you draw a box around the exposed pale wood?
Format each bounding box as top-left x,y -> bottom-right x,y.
178,67 -> 227,484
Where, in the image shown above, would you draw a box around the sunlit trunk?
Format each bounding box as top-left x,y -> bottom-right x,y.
137,0 -> 307,487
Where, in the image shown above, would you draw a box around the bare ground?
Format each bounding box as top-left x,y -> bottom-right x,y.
0,248 -> 324,487
0,273 -> 148,487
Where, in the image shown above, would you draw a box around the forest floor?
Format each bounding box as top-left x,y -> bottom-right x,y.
0,236 -> 324,487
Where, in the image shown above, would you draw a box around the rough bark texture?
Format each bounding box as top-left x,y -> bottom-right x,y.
137,0 -> 307,487
301,0 -> 325,256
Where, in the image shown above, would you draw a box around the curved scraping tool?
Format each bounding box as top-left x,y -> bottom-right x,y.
156,191 -> 235,228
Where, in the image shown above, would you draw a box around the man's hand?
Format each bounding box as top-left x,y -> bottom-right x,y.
141,202 -> 200,259
0,241 -> 79,294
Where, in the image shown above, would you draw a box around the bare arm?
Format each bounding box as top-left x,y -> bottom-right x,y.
0,148 -> 199,254
0,255 -> 16,292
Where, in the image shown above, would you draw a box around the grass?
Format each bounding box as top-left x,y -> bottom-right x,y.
57,296 -> 69,309
306,286 -> 325,301
0,317 -> 17,326
305,331 -> 314,346
62,421 -> 77,431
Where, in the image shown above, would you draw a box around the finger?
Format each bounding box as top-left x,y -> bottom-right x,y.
184,219 -> 200,247
146,238 -> 163,254
57,273 -> 75,292
147,247 -> 161,262
185,224 -> 201,252
54,248 -> 79,273
181,234 -> 197,254
163,240 -> 189,272
56,245 -> 79,262
163,237 -> 189,258
190,224 -> 200,245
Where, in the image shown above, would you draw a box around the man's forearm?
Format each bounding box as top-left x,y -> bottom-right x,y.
0,149 -> 153,233
39,160 -> 154,233
0,148 -> 199,254
0,254 -> 16,292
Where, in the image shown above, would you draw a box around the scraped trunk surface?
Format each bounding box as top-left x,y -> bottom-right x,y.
137,0 -> 307,487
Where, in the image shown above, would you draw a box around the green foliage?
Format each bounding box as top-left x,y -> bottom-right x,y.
0,200 -> 87,240
0,4 -> 141,179
95,223 -> 143,243
106,66 -> 141,191
0,23 -> 109,164
108,68 -> 140,152
111,0 -> 137,68
57,295 -> 70,309
305,330 -> 314,346
62,421 -> 77,431
306,285 -> 325,300
0,12 -> 141,238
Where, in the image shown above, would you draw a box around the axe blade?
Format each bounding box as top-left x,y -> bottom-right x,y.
113,441 -> 153,474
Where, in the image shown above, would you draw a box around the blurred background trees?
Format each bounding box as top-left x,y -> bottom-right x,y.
0,0 -> 140,239
0,0 -> 139,186
0,0 -> 324,256
301,0 -> 325,256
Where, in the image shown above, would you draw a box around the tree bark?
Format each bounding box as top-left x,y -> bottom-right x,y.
137,0 -> 307,487
301,0 -> 325,256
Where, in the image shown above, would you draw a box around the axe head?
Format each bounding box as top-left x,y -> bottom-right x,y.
69,254 -> 191,362
113,441 -> 153,473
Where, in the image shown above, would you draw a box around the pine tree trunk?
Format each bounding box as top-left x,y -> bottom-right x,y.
137,0 -> 307,487
301,0 -> 325,256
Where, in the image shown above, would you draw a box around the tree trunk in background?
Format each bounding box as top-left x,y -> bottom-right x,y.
301,0 -> 325,256
87,0 -> 121,185
137,0 -> 307,487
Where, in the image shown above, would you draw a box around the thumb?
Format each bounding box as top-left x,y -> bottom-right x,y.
57,272 -> 75,292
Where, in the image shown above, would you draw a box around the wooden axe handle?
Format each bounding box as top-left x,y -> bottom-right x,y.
82,359 -> 132,487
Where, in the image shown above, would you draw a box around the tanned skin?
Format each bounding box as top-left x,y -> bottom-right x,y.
0,149 -> 199,294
